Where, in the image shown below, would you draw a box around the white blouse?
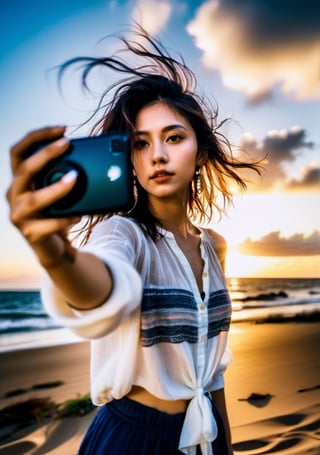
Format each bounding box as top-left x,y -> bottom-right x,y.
41,216 -> 232,455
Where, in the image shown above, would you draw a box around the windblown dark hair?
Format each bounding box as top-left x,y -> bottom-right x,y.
58,25 -> 262,242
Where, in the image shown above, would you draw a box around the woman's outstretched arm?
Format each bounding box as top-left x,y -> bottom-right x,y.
7,126 -> 112,310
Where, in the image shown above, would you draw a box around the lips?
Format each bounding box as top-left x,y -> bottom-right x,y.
150,170 -> 173,179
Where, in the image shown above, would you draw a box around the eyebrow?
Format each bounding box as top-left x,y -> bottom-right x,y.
134,124 -> 188,136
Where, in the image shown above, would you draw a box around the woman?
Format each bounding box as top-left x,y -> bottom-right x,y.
7,27 -> 261,455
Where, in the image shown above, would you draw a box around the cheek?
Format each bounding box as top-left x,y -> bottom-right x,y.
132,155 -> 146,180
132,148 -> 146,164
182,137 -> 198,158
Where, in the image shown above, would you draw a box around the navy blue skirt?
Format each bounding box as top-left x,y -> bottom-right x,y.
78,397 -> 228,454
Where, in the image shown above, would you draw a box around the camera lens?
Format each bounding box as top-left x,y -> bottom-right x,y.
39,161 -> 87,210
47,169 -> 68,185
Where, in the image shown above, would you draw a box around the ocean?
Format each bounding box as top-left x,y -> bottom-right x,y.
0,277 -> 319,352
228,277 -> 320,321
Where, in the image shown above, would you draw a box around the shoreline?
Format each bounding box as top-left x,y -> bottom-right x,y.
1,304 -> 319,354
231,304 -> 320,323
0,328 -> 84,354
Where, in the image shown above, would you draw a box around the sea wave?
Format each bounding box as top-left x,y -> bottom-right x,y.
0,318 -> 61,334
233,295 -> 320,310
0,311 -> 48,319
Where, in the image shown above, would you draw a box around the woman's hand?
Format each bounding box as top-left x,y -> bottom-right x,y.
6,126 -> 79,268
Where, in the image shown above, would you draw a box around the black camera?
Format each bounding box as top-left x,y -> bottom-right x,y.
32,133 -> 134,217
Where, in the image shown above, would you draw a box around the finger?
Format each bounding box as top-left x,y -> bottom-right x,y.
19,217 -> 81,245
9,170 -> 78,226
10,126 -> 66,173
9,137 -> 71,198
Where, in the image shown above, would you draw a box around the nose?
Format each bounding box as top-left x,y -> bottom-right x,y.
152,141 -> 168,164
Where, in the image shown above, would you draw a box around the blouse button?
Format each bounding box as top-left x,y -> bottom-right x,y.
202,272 -> 208,279
200,304 -> 206,311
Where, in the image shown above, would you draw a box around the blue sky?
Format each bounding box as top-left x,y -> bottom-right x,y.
1,0 -> 319,286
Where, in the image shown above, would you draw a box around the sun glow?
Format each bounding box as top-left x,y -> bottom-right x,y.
225,250 -> 320,278
225,251 -> 272,278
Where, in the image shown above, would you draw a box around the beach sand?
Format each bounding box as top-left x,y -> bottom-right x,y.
226,322 -> 320,454
1,322 -> 319,454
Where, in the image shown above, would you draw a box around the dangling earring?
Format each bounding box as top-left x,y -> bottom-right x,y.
127,172 -> 138,213
193,166 -> 202,199
133,174 -> 138,201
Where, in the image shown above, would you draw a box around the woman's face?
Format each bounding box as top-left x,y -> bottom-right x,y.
132,102 -> 199,204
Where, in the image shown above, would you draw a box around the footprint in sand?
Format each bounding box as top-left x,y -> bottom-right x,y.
232,405 -> 320,454
31,380 -> 64,391
3,380 -> 64,398
238,392 -> 274,408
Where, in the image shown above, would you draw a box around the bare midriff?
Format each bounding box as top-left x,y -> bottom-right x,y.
126,386 -> 189,414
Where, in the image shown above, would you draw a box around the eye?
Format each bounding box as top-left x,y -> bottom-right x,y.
133,139 -> 149,150
167,134 -> 183,144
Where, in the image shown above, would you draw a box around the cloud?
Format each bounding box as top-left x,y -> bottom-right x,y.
238,230 -> 320,256
132,0 -> 172,35
238,126 -> 319,192
285,164 -> 320,192
187,0 -> 320,101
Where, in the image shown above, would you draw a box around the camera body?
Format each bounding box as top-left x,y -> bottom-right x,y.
33,133 -> 134,217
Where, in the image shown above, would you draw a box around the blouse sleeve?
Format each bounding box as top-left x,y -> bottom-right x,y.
41,217 -> 143,339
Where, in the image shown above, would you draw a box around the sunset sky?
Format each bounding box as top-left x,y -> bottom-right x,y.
1,0 -> 319,287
